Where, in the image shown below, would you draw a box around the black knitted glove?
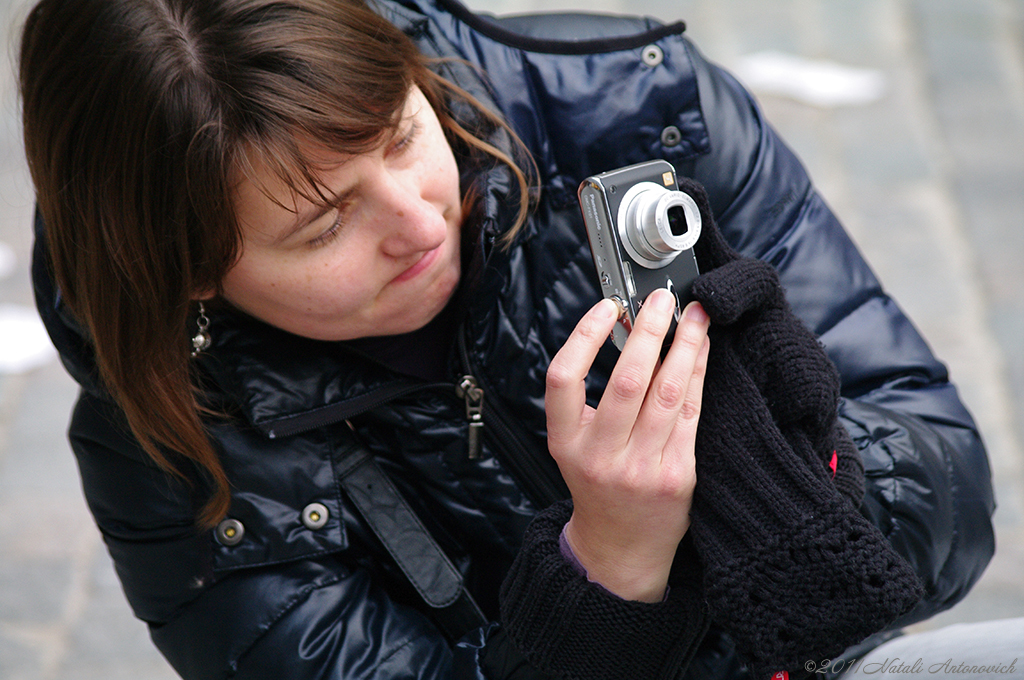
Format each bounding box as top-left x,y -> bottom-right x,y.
679,177 -> 923,677
500,500 -> 710,680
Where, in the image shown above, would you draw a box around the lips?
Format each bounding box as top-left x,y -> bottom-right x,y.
393,244 -> 442,283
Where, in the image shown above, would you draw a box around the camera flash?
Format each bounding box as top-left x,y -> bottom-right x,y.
662,171 -> 674,186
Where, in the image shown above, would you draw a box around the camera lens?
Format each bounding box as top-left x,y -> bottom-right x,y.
617,182 -> 701,269
668,205 -> 688,237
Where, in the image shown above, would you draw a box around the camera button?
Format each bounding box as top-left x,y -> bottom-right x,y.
666,279 -> 683,322
622,261 -> 637,297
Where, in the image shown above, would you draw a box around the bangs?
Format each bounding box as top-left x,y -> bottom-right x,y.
230,100 -> 408,215
199,1 -> 429,224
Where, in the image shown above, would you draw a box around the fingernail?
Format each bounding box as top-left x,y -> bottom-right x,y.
649,288 -> 674,313
595,298 -> 618,319
684,301 -> 708,324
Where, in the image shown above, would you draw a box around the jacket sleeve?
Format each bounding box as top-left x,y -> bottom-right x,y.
683,40 -> 996,624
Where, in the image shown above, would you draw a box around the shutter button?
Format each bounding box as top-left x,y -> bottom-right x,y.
302,503 -> 329,530
215,518 -> 244,546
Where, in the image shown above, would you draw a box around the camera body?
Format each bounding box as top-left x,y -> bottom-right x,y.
578,159 -> 701,350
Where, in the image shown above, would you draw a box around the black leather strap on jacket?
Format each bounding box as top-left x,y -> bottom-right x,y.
337,444 -> 487,642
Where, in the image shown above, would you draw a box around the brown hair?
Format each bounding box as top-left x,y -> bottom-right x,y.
20,0 -> 533,527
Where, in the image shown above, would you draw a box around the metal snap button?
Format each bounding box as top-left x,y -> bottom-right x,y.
661,125 -> 683,147
301,503 -> 329,530
642,44 -> 664,67
215,518 -> 245,546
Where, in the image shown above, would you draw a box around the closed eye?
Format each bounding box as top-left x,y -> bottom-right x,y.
307,121 -> 420,249
388,121 -> 420,157
307,201 -> 350,249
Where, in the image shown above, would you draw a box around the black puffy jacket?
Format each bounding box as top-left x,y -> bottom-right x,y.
33,0 -> 995,678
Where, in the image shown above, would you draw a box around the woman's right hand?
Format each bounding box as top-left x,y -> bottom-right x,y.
545,289 -> 710,602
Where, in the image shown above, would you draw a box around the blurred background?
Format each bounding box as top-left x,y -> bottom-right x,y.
1,0 -> 1021,677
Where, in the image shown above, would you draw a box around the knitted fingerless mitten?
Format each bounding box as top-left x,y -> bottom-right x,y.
500,500 -> 710,680
679,177 -> 922,676
691,256 -> 865,508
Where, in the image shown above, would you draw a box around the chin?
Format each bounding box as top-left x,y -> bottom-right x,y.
412,284 -> 458,332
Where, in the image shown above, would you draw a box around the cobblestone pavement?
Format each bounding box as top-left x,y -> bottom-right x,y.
1,0 -> 1021,678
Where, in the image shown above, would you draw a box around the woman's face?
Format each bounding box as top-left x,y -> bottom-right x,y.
219,86 -> 463,341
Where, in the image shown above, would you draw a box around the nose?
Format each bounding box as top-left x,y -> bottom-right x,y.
375,175 -> 447,258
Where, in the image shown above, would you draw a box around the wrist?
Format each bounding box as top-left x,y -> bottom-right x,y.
563,515 -> 672,603
501,499 -> 712,680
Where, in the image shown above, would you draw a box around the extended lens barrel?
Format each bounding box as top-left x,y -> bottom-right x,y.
617,182 -> 702,268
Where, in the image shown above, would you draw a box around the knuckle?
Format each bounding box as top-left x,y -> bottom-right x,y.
546,359 -> 574,392
667,475 -> 696,500
674,324 -> 706,352
576,313 -> 609,343
608,368 -> 646,400
577,458 -> 614,487
659,459 -> 696,495
547,438 -> 568,462
652,476 -> 680,500
652,376 -> 686,412
634,315 -> 669,343
684,365 -> 707,414
615,462 -> 648,494
679,395 -> 702,423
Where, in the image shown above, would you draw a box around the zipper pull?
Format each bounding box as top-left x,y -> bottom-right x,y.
456,375 -> 485,459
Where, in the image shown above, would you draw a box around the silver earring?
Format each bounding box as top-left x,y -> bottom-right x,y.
191,302 -> 212,357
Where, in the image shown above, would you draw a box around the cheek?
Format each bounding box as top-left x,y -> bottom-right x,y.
444,151 -> 461,196
421,132 -> 460,201
292,256 -> 365,306
221,252 -> 335,314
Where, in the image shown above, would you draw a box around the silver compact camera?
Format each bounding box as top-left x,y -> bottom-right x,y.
578,159 -> 701,350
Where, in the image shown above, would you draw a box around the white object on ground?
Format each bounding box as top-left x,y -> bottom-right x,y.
0,304 -> 56,374
734,50 -> 887,107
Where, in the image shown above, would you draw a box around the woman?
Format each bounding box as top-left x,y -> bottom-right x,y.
20,0 -> 995,678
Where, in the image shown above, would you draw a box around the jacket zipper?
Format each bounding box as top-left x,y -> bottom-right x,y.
456,326 -> 569,508
455,375 -> 485,459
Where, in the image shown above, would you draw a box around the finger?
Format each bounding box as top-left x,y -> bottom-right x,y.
672,331 -> 710,450
546,298 -> 620,447
631,301 -> 710,456
656,332 -> 709,492
589,288 -> 677,450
